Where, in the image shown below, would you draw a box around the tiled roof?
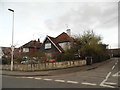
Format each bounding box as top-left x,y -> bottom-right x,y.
47,32 -> 74,53
56,32 -> 74,43
21,40 -> 42,49
47,36 -> 64,52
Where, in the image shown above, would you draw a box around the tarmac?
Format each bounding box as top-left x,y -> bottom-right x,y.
1,59 -> 112,76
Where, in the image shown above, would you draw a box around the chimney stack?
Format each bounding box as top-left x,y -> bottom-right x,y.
66,29 -> 71,37
38,38 -> 40,42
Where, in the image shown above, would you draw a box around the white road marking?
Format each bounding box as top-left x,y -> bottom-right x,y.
106,72 -> 111,79
26,77 -> 34,79
100,72 -> 113,88
100,84 -> 115,88
112,71 -> 120,77
115,60 -> 118,65
55,80 -> 65,83
100,79 -> 106,86
34,77 -> 42,80
16,77 -> 35,79
67,81 -> 79,84
81,82 -> 97,86
115,63 -> 118,65
100,60 -> 119,88
16,77 -> 26,78
104,82 -> 117,85
112,65 -> 115,70
43,79 -> 53,81
112,74 -> 120,77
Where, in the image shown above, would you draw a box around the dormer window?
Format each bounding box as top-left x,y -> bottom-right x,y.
23,48 -> 29,52
45,43 -> 51,49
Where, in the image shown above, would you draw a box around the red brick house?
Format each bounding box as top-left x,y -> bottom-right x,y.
18,39 -> 42,57
107,48 -> 120,57
40,29 -> 74,60
1,39 -> 42,64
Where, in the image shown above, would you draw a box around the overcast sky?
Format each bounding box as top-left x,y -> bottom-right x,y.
0,0 -> 118,49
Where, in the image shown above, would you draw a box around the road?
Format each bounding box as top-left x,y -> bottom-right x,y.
2,58 -> 119,88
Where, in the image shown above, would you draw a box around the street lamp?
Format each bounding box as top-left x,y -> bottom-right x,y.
8,8 -> 14,71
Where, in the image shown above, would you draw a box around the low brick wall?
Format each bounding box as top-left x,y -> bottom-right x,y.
2,60 -> 86,71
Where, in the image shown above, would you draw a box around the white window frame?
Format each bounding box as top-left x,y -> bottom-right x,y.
45,43 -> 51,49
23,48 -> 29,52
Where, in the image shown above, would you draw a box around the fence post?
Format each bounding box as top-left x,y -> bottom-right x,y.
44,62 -> 46,70
30,64 -> 32,71
55,61 -> 56,68
70,61 -> 71,66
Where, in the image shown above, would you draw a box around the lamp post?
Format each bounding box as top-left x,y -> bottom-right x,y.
8,8 -> 14,71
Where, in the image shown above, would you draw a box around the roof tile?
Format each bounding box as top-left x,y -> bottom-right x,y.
47,32 -> 74,52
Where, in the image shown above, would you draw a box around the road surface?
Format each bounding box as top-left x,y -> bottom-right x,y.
2,58 -> 119,88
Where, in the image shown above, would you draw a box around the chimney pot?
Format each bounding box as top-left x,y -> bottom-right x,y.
66,29 -> 71,36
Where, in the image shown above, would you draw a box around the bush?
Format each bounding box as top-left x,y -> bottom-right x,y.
113,54 -> 120,57
57,53 -> 75,61
2,59 -> 11,65
92,54 -> 110,63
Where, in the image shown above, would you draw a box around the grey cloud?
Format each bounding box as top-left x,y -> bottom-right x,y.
45,2 -> 118,33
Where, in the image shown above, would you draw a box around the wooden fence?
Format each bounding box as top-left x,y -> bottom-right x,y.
2,60 -> 86,71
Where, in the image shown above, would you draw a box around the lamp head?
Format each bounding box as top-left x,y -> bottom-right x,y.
8,9 -> 14,12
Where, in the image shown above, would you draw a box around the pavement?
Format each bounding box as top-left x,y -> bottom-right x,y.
1,59 -> 112,76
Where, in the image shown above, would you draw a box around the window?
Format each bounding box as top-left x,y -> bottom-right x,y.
23,48 -> 29,52
19,49 -> 21,52
59,42 -> 71,50
59,43 -> 66,49
45,43 -> 51,49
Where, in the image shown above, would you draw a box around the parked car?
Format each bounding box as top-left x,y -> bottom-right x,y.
21,60 -> 38,64
46,59 -> 56,62
21,60 -> 28,64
